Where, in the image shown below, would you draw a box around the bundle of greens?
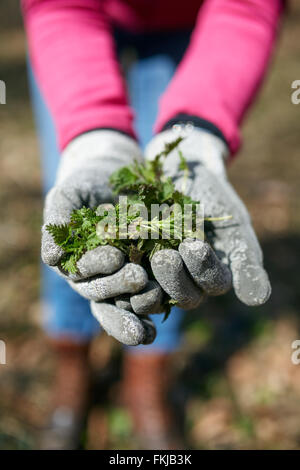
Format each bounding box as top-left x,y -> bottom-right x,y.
46,138 -> 228,315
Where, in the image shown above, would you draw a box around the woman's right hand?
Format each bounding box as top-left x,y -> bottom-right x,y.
42,130 -> 163,345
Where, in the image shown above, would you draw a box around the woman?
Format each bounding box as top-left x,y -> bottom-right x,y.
22,0 -> 284,449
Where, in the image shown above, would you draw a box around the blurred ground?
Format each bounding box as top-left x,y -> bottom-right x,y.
0,1 -> 300,450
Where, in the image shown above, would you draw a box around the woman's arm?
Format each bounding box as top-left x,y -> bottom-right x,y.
155,0 -> 284,155
22,0 -> 135,150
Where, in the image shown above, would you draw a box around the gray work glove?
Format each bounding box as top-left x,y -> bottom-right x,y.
145,125 -> 271,309
42,130 -> 159,345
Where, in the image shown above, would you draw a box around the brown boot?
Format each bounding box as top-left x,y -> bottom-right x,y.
40,339 -> 91,450
121,352 -> 184,450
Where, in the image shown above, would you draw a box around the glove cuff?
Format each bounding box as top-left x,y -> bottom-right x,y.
161,114 -> 228,148
145,125 -> 229,179
56,130 -> 143,184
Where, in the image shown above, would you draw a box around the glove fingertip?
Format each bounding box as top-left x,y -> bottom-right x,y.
90,302 -> 147,346
151,249 -> 204,310
76,245 -> 125,278
233,265 -> 272,306
130,281 -> 164,315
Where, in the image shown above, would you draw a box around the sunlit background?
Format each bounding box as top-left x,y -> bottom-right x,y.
0,0 -> 300,449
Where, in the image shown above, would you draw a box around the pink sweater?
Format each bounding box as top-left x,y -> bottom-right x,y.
22,0 -> 283,154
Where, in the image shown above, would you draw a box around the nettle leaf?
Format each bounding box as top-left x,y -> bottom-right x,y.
160,136 -> 183,157
86,233 -> 101,250
162,299 -> 179,323
61,255 -> 78,275
110,166 -> 139,194
178,150 -> 189,172
46,223 -> 70,246
161,178 -> 175,202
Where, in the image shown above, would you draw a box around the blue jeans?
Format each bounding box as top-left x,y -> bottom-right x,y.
28,29 -> 191,352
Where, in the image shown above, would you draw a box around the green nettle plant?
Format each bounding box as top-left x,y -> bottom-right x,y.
46,138 -> 230,317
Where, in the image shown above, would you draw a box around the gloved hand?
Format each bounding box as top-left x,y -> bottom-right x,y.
145,125 -> 271,309
42,130 -> 161,345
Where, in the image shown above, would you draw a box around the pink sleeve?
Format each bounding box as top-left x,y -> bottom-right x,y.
154,0 -> 284,155
22,0 -> 135,150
